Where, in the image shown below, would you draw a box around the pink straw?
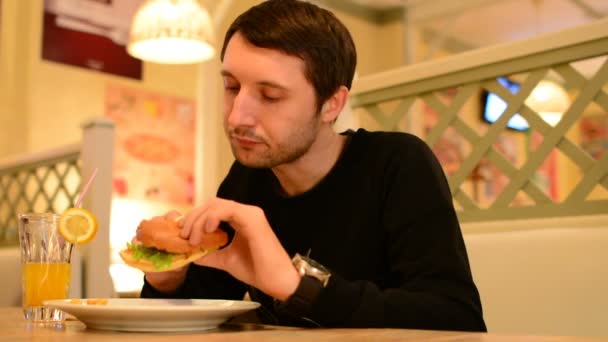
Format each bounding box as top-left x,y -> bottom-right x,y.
76,168 -> 99,208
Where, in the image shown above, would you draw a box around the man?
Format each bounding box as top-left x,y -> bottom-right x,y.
142,0 -> 486,331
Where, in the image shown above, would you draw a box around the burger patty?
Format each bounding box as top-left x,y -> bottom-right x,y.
136,219 -> 227,254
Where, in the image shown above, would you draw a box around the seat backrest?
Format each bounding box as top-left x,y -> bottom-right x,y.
463,219 -> 608,337
0,247 -> 22,307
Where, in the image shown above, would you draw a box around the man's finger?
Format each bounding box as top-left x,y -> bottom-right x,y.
163,210 -> 183,221
193,248 -> 223,269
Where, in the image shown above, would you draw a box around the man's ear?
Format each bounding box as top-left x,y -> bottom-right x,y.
320,86 -> 349,123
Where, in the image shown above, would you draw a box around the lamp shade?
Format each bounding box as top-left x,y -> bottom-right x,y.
127,0 -> 215,64
525,80 -> 570,127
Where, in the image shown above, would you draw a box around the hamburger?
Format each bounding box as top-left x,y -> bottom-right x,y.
119,218 -> 228,272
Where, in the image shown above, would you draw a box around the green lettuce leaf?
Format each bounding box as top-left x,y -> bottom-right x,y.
127,243 -> 174,270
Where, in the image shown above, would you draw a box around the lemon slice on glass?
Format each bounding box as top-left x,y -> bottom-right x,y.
59,208 -> 98,244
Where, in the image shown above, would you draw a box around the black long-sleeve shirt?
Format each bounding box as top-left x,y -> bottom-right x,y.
142,129 -> 486,331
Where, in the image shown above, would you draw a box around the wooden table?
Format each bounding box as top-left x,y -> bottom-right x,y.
1,307 -> 605,341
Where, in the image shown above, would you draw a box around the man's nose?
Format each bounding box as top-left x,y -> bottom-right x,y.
227,91 -> 256,127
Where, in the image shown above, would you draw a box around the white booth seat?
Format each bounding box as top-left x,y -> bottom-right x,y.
463,215 -> 608,337
0,247 -> 21,307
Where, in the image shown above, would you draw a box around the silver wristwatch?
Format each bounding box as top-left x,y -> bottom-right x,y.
275,253 -> 332,319
292,253 -> 331,287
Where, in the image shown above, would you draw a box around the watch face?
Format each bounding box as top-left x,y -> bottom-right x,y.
292,253 -> 331,287
300,256 -> 329,273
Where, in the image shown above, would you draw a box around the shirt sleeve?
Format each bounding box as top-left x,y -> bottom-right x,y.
141,265 -> 247,300
305,135 -> 487,331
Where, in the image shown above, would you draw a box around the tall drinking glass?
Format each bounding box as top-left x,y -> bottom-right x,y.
18,213 -> 73,322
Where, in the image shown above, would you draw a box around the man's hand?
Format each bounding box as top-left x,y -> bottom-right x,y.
144,266 -> 188,293
179,198 -> 301,301
143,210 -> 188,293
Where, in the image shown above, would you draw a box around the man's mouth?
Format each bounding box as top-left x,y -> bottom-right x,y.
232,135 -> 263,148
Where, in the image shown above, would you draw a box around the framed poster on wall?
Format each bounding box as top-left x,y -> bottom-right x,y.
42,0 -> 144,79
105,84 -> 197,206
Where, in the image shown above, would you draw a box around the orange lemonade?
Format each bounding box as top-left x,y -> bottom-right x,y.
22,262 -> 71,307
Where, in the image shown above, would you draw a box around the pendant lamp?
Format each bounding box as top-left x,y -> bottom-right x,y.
127,0 -> 215,64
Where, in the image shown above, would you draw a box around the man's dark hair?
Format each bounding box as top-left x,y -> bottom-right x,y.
221,0 -> 357,111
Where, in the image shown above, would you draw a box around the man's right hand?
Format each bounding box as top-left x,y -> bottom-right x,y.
144,266 -> 188,293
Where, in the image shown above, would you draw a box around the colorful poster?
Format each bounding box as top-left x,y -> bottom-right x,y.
105,84 -> 196,205
580,114 -> 608,160
530,132 -> 559,201
422,89 -> 467,177
474,135 -> 520,205
42,0 -> 143,79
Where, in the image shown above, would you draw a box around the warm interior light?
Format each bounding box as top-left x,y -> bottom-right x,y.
109,197 -> 181,294
525,80 -> 570,127
538,112 -> 563,127
127,0 -> 215,64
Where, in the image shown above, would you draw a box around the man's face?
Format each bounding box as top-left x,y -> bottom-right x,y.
221,33 -> 321,168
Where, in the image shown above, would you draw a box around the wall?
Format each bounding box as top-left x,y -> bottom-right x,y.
337,10 -> 403,76
0,0 -> 200,158
0,0 -> 28,157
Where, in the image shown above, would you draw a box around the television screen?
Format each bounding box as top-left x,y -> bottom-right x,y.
482,77 -> 529,131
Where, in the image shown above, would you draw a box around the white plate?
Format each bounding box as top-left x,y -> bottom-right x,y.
43,298 -> 260,332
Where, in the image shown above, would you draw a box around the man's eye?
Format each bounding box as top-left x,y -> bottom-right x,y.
262,95 -> 280,102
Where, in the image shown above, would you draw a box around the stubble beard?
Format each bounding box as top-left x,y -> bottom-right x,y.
227,118 -> 321,169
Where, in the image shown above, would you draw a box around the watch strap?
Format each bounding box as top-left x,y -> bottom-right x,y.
275,274 -> 323,318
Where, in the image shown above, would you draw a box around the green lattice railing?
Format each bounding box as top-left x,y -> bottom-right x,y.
0,145 -> 81,245
350,20 -> 608,222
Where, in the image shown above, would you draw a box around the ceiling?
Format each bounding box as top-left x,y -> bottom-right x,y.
327,0 -> 608,55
